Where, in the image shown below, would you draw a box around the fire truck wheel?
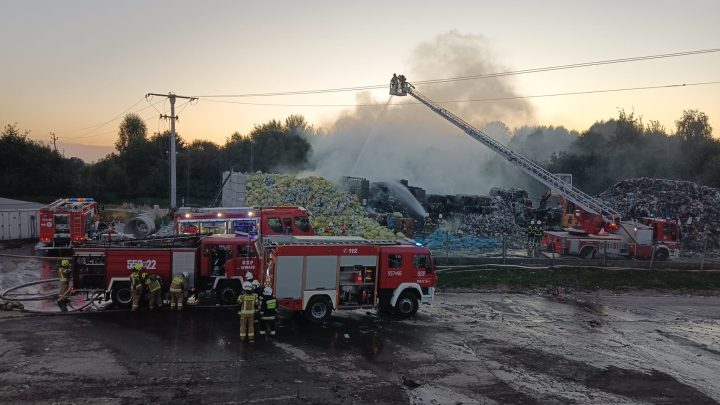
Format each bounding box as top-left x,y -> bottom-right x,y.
111,284 -> 132,309
655,248 -> 669,261
580,246 -> 596,259
305,296 -> 332,323
395,291 -> 419,317
218,284 -> 239,305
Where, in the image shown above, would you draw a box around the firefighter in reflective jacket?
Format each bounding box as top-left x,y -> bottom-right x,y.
129,263 -> 144,311
145,274 -> 163,310
259,287 -> 277,337
57,259 -> 72,303
237,281 -> 258,342
169,272 -> 188,310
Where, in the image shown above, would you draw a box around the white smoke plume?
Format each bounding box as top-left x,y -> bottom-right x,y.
305,31 -> 574,196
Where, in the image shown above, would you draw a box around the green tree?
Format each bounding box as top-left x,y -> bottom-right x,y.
115,113 -> 147,152
0,123 -> 83,201
675,109 -> 712,142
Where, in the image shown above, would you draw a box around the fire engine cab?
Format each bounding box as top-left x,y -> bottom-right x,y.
174,206 -> 313,237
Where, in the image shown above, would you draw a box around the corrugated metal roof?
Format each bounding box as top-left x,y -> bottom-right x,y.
0,197 -> 44,210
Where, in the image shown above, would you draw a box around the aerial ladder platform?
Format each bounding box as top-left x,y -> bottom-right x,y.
389,77 -> 622,225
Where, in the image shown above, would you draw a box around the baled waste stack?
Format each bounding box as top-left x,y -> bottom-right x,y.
599,177 -> 720,250
417,189 -> 527,250
245,174 -> 396,239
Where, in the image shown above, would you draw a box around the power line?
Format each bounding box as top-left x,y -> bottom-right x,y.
194,80 -> 720,107
53,97 -> 146,134
64,105 -> 164,141
194,47 -> 720,98
64,99 -> 166,141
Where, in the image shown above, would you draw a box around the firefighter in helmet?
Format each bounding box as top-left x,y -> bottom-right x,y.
237,281 -> 259,342
145,273 -> 163,310
129,263 -> 144,311
259,286 -> 278,338
57,259 -> 72,303
169,272 -> 188,310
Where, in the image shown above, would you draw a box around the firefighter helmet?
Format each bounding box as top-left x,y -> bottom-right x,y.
537,220 -> 543,225
133,263 -> 142,271
263,287 -> 272,296
251,279 -> 260,288
530,220 -> 536,225
182,271 -> 189,279
242,281 -> 252,291
60,259 -> 70,267
245,271 -> 254,281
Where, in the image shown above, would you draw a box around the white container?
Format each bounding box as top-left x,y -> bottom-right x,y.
0,209 -> 40,240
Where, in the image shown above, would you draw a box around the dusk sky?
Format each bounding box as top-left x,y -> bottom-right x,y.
1,0 -> 719,162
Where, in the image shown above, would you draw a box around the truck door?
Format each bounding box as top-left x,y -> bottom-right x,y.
274,256 -> 303,303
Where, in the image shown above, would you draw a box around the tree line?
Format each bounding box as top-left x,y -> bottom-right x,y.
547,109 -> 716,194
0,109 -> 715,205
0,114 -> 314,205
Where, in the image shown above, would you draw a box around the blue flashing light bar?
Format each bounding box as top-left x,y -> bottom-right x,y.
68,197 -> 94,202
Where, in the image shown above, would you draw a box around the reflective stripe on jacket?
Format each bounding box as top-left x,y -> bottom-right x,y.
58,267 -> 71,282
130,273 -> 143,290
146,277 -> 162,293
169,276 -> 184,292
237,293 -> 258,315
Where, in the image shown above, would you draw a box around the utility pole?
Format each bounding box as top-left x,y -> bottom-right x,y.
50,132 -> 58,152
145,92 -> 197,209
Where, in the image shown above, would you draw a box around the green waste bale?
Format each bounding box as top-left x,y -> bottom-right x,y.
245,173 -> 397,240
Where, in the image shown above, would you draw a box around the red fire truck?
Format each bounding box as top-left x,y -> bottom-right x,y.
174,206 -> 313,237
263,236 -> 436,322
540,216 -> 680,260
72,234 -> 436,320
73,234 -> 261,308
39,198 -> 100,248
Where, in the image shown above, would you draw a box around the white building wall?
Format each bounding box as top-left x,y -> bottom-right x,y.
220,171 -> 248,207
0,210 -> 40,240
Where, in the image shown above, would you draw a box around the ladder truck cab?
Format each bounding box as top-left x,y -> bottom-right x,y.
390,75 -> 681,260
174,206 -> 313,237
39,197 -> 99,248
263,236 -> 437,322
72,233 -> 262,308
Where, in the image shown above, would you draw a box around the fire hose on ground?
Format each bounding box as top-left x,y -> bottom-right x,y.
0,278 -> 101,314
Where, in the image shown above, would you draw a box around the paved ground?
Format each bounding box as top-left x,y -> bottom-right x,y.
1,248 -> 720,404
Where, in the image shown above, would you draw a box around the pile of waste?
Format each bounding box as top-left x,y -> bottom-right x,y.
414,230 -> 502,250
417,192 -> 527,250
245,174 -> 396,239
599,177 -> 720,250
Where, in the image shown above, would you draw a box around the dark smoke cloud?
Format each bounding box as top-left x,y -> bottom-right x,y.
304,31 -> 575,197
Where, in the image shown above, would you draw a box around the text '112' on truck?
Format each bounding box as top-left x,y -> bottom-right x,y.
72,234 -> 436,321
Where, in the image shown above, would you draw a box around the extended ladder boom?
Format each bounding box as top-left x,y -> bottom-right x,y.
390,78 -> 620,222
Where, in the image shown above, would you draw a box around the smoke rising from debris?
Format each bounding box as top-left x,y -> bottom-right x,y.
305,31 -> 575,197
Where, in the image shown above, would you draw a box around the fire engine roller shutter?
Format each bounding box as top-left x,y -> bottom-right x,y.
276,256 -> 304,299
570,239 -> 579,253
172,251 -> 196,289
305,256 -> 338,290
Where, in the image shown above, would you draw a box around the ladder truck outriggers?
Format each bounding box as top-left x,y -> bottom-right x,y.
390,76 -> 680,260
